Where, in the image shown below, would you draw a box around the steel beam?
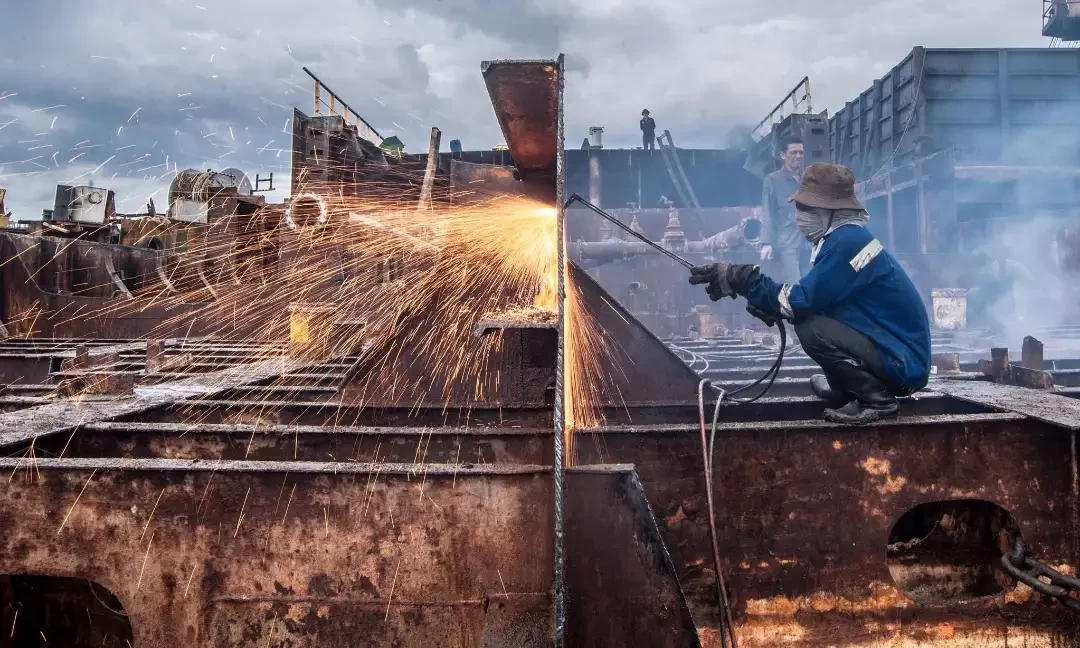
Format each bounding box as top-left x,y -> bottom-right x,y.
481,59 -> 560,185
27,422 -> 553,465
929,379 -> 1080,430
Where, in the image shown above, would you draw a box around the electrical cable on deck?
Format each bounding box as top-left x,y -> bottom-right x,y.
694,321 -> 786,648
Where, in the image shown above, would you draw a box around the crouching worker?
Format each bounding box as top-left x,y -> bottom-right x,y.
688,163 -> 930,424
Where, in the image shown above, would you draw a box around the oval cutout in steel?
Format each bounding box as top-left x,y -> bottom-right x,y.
887,499 -> 1019,604
0,574 -> 133,647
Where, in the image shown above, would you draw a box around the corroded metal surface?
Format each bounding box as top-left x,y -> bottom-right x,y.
2,48 -> 1080,648
481,59 -> 559,186
565,466 -> 700,648
0,232 -> 218,339
930,379 -> 1080,429
23,422 -> 553,465
449,160 -> 551,204
339,325 -> 558,409
569,261 -> 705,404
575,412 -> 1080,647
0,464 -> 554,647
0,357 -> 304,448
0,451 -> 711,647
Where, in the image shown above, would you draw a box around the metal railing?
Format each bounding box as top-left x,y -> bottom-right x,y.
1045,0 -> 1079,28
751,77 -> 812,143
1045,0 -> 1078,20
303,67 -> 384,145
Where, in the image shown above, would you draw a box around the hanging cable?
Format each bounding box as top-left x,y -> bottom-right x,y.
726,320 -> 787,403
695,320 -> 786,648
698,378 -> 738,648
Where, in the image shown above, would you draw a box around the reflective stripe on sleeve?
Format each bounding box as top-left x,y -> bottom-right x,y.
778,284 -> 794,320
849,239 -> 883,272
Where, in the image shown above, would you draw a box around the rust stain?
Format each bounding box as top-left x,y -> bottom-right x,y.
859,457 -> 908,495
744,582 -> 912,617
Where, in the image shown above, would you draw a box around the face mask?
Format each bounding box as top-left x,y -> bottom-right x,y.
796,207 -> 826,243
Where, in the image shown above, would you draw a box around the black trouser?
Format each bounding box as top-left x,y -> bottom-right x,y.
795,315 -> 905,396
643,132 -> 655,150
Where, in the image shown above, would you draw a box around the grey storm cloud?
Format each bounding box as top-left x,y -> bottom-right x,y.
368,0 -> 566,52
0,0 -> 1051,217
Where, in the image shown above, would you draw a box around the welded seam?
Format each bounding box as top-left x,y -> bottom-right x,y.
552,52 -> 568,648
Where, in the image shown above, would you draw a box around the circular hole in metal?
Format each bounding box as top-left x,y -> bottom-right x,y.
886,499 -> 1019,604
743,218 -> 762,241
285,193 -> 328,230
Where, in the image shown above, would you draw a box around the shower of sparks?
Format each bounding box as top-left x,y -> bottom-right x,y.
136,531 -> 155,590
12,152 -> 620,466
56,469 -> 97,535
384,560 -> 400,622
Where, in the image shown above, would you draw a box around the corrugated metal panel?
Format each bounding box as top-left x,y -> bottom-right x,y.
831,47 -> 1080,178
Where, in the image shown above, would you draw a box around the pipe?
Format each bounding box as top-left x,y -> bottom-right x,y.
573,219 -> 762,264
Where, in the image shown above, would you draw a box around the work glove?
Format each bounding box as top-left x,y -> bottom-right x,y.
688,263 -> 760,302
689,263 -> 736,301
746,304 -> 779,327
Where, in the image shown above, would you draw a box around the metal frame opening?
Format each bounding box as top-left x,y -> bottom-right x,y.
887,499 -> 1020,604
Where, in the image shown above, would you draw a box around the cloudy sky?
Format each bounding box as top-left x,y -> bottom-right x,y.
0,0 -> 1054,217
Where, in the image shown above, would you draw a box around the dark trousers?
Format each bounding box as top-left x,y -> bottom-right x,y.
643,133 -> 655,150
794,315 -> 904,395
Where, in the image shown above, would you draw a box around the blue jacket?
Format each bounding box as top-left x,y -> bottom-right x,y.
744,224 -> 931,390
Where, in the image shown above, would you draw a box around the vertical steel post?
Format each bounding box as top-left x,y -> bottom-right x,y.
915,159 -> 927,254
552,52 -> 567,648
588,151 -> 601,208
886,172 -> 895,250
418,127 -> 442,210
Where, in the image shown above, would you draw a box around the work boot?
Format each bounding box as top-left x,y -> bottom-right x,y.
822,362 -> 899,425
810,374 -> 851,408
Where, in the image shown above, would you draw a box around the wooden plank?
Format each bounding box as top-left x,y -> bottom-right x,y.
928,379 -> 1080,430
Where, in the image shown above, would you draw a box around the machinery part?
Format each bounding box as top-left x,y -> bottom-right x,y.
573,219 -> 762,266
168,168 -> 252,204
53,185 -> 113,225
565,194 -> 694,269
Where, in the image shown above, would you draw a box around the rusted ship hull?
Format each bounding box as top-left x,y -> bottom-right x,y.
0,56 -> 1077,648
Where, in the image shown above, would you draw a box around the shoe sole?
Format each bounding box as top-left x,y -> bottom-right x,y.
823,408 -> 899,425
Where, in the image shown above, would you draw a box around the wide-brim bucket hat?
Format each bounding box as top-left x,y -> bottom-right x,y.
788,162 -> 865,211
